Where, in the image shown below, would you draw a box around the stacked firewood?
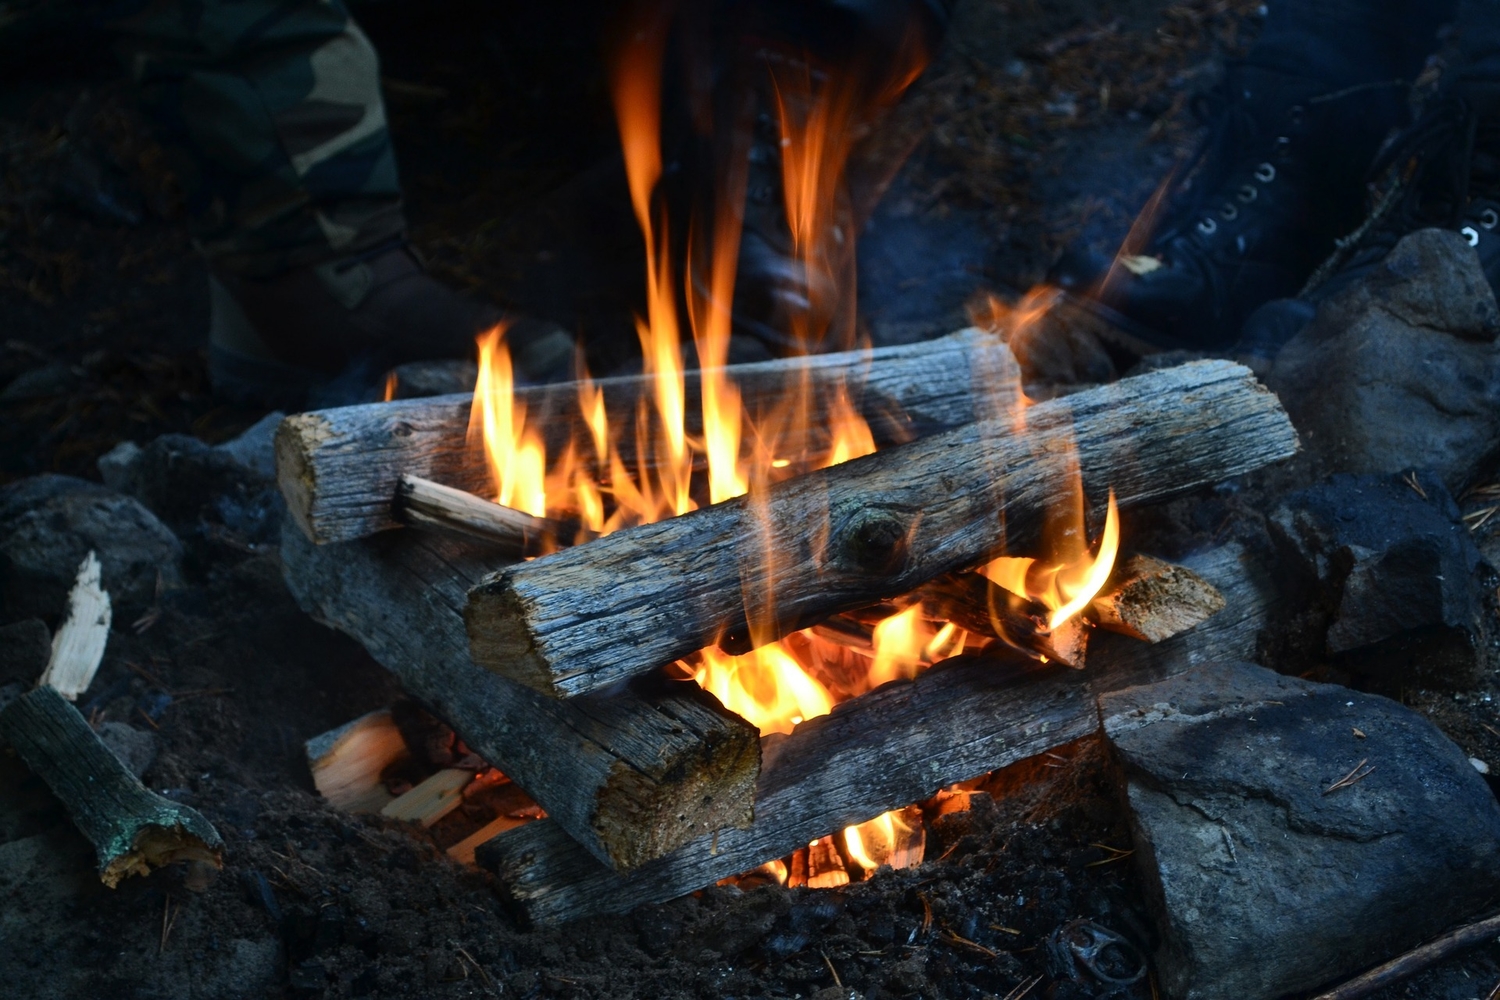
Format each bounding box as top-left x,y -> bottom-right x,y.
276,329 -> 1298,925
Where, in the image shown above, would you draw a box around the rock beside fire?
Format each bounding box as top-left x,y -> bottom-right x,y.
1268,471 -> 1494,688
1268,228 -> 1500,491
0,475 -> 183,618
1100,661 -> 1500,1000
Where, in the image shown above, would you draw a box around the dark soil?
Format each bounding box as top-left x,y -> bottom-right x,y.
2,2 -> 1499,999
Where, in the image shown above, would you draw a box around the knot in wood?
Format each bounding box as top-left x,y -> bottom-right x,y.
836,506 -> 911,577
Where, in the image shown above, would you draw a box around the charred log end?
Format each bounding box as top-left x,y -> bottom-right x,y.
594,702 -> 761,871
464,574 -> 563,696
101,819 -> 225,889
275,412 -> 330,544
833,504 -> 913,579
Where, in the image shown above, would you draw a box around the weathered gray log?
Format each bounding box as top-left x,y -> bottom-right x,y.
279,327 -> 1017,545
278,520 -> 759,871
467,361 -> 1298,698
0,684 -> 223,887
475,543 -> 1279,925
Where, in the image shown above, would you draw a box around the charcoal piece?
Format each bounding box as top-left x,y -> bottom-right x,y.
1269,470 -> 1492,687
1101,662 -> 1500,1000
1268,228 -> 1500,491
0,475 -> 183,618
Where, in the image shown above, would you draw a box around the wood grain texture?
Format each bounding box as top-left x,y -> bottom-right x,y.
278,521 -> 759,871
278,328 -> 1016,545
466,361 -> 1298,698
476,543 -> 1279,925
1092,553 -> 1225,643
0,685 -> 222,887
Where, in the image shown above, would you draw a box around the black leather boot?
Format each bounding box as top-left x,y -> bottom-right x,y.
1050,66 -> 1408,349
1240,72 -> 1500,359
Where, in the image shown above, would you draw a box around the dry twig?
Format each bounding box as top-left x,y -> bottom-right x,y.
820,949 -> 843,988
1324,758 -> 1375,794
1310,911 -> 1500,999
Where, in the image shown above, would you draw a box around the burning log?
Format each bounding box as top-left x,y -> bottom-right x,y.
913,573 -> 1063,663
475,543 -> 1279,925
278,521 -> 760,871
467,361 -> 1297,698
0,685 -> 223,887
278,328 -> 1015,545
1091,554 -> 1225,643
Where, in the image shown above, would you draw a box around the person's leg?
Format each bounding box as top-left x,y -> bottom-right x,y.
1052,0 -> 1457,350
99,0 -> 402,278
92,0 -> 570,407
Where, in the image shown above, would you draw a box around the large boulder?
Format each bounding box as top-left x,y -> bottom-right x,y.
0,475 -> 183,619
1267,228 -> 1500,491
1101,662 -> 1500,1000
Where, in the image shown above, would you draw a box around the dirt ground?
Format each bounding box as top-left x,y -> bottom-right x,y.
1,2 -> 1499,998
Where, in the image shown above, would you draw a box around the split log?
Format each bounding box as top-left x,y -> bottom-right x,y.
380,768 -> 472,827
1091,553 -> 1224,642
279,327 -> 1016,545
305,708 -> 409,813
0,685 -> 223,887
394,475 -> 582,555
467,361 -> 1298,698
279,521 -> 760,871
913,574 -> 1062,663
38,551 -> 110,700
475,543 -> 1279,925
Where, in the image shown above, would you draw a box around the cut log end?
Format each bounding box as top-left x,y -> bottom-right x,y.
275,412 -> 332,544
1092,554 -> 1226,643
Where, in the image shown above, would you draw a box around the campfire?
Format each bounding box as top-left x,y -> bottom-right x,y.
272,19 -> 1298,919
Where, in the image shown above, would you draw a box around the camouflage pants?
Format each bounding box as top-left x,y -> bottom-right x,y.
3,0 -> 402,277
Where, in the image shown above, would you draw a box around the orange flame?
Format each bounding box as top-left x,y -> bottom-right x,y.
461,29 -> 1123,743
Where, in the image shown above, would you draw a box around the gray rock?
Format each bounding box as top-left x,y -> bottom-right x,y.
216,410 -> 284,480
92,431 -> 283,544
0,362 -> 79,402
1268,471 -> 1493,687
1268,228 -> 1500,491
0,619 -> 51,686
95,721 -> 157,779
0,475 -> 183,618
1101,662 -> 1500,1000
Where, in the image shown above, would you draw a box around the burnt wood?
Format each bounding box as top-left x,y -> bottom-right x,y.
476,543 -> 1279,925
278,521 -> 760,872
466,361 -> 1297,698
278,328 -> 1017,545
0,685 -> 223,887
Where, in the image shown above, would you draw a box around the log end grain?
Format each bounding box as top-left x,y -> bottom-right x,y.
594,695 -> 761,870
275,412 -> 330,544
463,573 -> 562,695
1093,554 -> 1227,643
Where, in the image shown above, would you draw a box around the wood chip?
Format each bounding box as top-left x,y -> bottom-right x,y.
38,551 -> 111,699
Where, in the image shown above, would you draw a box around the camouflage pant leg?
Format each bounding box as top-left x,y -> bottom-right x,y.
97,0 -> 405,276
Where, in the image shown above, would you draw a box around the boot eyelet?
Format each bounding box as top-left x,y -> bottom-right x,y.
1482,209 -> 1499,229
1274,136 -> 1292,161
1462,225 -> 1481,247
1197,217 -> 1218,236
1238,185 -> 1258,203
1254,162 -> 1277,183
1221,203 -> 1238,221
1288,105 -> 1305,126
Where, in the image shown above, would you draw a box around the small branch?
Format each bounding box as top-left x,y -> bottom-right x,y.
395,475 -> 586,555
0,686 -> 222,887
1310,911 -> 1500,1000
1324,758 -> 1375,795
